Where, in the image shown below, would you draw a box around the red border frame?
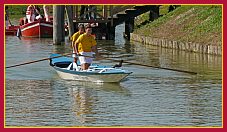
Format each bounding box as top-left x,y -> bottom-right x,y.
1,0 -> 225,132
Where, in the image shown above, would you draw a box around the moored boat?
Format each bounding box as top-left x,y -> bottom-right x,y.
20,18 -> 53,38
49,54 -> 132,83
5,25 -> 20,35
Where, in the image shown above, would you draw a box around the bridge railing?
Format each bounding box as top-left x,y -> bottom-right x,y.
72,5 -> 134,26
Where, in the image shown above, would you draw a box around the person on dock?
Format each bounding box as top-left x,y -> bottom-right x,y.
43,5 -> 50,22
34,5 -> 42,20
88,5 -> 97,20
26,5 -> 35,23
71,24 -> 85,64
73,24 -> 99,70
5,6 -> 11,29
80,5 -> 91,20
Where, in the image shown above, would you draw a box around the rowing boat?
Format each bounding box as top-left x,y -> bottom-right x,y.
5,25 -> 20,35
49,54 -> 132,83
20,18 -> 53,38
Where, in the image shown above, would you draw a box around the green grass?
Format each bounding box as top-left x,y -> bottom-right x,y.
134,5 -> 222,45
7,5 -> 28,15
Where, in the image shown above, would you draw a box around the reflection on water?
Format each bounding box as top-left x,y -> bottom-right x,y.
66,80 -> 130,125
71,86 -> 97,124
5,79 -> 130,127
5,23 -> 222,127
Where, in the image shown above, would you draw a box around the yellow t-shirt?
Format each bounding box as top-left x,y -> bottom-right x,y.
71,31 -> 82,42
76,34 -> 97,52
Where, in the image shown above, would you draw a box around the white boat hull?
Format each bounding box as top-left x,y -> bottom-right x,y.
55,69 -> 130,83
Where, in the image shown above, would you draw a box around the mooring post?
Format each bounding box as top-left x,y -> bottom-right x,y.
125,17 -> 134,40
53,5 -> 65,45
65,5 -> 74,39
106,22 -> 115,40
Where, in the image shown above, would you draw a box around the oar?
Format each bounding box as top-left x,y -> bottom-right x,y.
6,53 -> 72,69
6,14 -> 13,26
104,58 -> 197,75
16,28 -> 22,39
6,53 -> 93,69
70,54 -> 197,75
8,18 -> 13,26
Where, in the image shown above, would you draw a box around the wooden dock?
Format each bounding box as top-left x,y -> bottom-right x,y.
53,5 -> 160,44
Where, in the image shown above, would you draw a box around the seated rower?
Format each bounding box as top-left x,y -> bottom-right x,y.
73,24 -> 99,70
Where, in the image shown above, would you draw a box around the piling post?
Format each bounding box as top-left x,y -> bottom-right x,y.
125,17 -> 134,40
53,5 -> 65,45
109,5 -> 113,26
106,22 -> 115,40
65,5 -> 74,39
103,5 -> 108,19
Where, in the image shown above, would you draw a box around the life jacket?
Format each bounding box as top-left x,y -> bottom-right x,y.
26,5 -> 34,15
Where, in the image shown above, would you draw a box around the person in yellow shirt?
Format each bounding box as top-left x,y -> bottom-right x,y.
71,24 -> 85,63
74,24 -> 99,70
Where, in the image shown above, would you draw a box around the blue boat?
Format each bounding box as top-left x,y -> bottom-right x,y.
49,54 -> 132,83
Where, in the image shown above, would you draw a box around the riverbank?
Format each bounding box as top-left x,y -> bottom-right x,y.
131,5 -> 222,55
130,33 -> 221,55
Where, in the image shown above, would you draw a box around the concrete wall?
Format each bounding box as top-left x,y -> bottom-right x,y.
130,33 -> 222,56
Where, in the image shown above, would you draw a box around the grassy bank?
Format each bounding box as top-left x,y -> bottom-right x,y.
134,5 -> 222,46
7,5 -> 28,15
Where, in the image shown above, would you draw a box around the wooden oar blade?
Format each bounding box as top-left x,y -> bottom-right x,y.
123,61 -> 197,75
104,58 -> 197,75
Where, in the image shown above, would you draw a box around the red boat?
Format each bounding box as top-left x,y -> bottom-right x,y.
5,25 -> 20,35
20,19 -> 53,38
